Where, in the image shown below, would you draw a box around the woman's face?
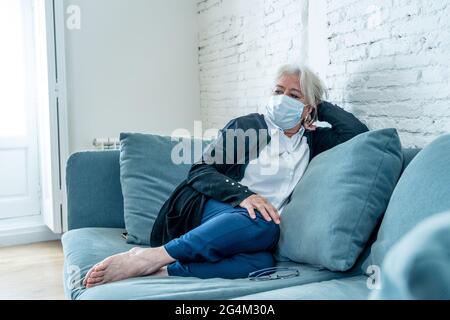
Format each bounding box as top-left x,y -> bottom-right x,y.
272,74 -> 315,133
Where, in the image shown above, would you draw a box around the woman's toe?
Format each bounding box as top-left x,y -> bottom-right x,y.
86,280 -> 104,288
92,277 -> 103,283
84,265 -> 98,285
86,277 -> 103,288
90,271 -> 106,278
95,262 -> 108,271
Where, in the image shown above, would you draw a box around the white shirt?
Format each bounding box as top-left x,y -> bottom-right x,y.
240,115 -> 310,213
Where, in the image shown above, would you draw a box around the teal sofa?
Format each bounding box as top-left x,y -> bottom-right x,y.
63,144 -> 423,300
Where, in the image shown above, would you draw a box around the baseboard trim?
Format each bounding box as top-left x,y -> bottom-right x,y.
0,216 -> 61,247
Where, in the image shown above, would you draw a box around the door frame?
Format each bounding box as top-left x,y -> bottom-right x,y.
39,0 -> 69,233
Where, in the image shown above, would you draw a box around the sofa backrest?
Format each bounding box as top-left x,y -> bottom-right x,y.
66,144 -> 421,231
346,147 -> 421,273
363,133 -> 450,273
67,150 -> 125,230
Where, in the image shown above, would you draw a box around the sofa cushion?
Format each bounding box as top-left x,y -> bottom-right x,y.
234,275 -> 370,300
62,228 -> 139,300
76,265 -> 346,300
62,228 -> 347,300
276,129 -> 403,272
120,133 -> 205,245
363,133 -> 450,273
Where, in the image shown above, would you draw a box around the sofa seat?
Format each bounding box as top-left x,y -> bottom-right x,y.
62,228 -> 354,300
234,275 -> 370,300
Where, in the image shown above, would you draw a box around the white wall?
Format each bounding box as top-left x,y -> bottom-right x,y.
63,0 -> 450,151
64,0 -> 201,153
326,0 -> 450,148
198,0 -> 309,130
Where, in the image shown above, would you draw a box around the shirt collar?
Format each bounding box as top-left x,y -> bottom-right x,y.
264,114 -> 305,140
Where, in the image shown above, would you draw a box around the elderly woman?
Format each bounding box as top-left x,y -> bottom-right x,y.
84,65 -> 368,287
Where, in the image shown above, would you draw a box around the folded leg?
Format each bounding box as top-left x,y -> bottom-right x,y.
164,199 -> 280,263
167,251 -> 275,279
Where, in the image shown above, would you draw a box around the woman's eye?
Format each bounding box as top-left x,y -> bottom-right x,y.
290,95 -> 300,99
274,90 -> 283,95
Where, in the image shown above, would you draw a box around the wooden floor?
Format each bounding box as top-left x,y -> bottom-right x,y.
0,241 -> 65,300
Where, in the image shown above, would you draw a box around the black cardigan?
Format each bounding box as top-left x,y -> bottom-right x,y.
150,101 -> 369,246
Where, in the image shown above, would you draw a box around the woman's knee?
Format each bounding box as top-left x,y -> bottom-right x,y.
255,218 -> 280,245
237,209 -> 279,233
228,209 -> 280,249
242,216 -> 280,250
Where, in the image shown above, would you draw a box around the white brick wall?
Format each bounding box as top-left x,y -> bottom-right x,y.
197,0 -> 308,130
198,0 -> 450,147
327,0 -> 450,147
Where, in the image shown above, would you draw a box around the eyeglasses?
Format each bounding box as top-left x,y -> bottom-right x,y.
248,267 -> 300,281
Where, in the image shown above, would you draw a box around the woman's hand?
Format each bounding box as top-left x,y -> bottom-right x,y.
239,195 -> 281,224
304,120 -> 316,131
302,105 -> 317,131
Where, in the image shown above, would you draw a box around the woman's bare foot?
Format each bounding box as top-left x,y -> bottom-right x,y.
152,266 -> 169,277
83,247 -> 174,288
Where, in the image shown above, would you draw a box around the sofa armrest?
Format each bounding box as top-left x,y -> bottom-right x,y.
371,212 -> 450,300
66,150 -> 125,230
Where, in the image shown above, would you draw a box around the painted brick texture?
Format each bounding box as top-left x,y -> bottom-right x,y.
198,0 -> 450,147
197,0 -> 308,130
327,0 -> 450,147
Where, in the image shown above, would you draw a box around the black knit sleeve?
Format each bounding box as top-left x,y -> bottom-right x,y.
313,101 -> 369,156
185,117 -> 258,207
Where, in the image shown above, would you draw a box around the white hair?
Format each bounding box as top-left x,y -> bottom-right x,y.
274,64 -> 328,108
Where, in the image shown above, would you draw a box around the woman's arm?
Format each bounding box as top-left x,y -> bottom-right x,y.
185,118 -> 256,207
313,101 -> 369,156
187,161 -> 256,207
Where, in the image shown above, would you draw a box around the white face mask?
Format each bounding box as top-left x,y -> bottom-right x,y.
266,95 -> 305,130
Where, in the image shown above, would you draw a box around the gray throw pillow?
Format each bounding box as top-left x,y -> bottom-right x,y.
120,133 -> 204,245
276,128 -> 403,271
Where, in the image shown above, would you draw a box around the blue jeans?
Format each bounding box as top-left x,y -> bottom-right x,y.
164,198 -> 280,279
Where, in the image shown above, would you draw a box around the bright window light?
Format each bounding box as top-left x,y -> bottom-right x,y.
0,0 -> 30,137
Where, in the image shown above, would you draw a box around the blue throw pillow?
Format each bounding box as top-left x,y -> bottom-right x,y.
276,129 -> 403,271
363,133 -> 450,273
120,133 -> 205,245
